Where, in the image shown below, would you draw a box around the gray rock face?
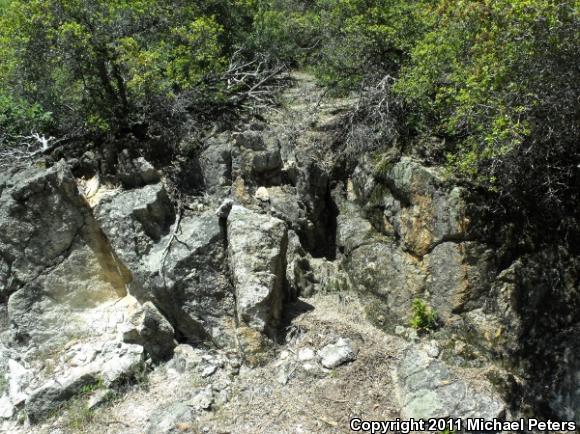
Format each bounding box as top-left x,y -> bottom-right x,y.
285,230 -> 315,298
1,163 -> 131,350
0,162 -> 86,292
142,214 -> 236,346
25,373 -> 96,423
117,151 -> 161,188
96,184 -> 235,347
318,338 -> 356,369
200,134 -> 232,194
347,241 -> 425,324
227,205 -> 288,334
424,242 -> 496,321
147,402 -> 194,434
353,157 -> 469,257
232,130 -> 282,185
95,183 -> 175,266
25,342 -> 143,422
336,200 -> 376,255
122,301 -> 176,362
394,343 -> 506,420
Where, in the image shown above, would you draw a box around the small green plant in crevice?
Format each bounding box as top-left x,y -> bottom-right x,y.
79,376 -> 104,396
409,298 -> 439,332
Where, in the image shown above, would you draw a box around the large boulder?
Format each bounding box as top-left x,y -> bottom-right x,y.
393,342 -> 506,420
0,162 -> 131,352
94,183 -> 175,266
122,301 -> 176,362
227,205 -> 288,334
96,184 -> 235,347
141,214 -> 236,347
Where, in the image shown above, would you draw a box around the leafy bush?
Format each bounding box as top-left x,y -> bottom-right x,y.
0,0 -> 260,144
410,298 -> 439,331
395,0 -> 579,236
311,0 -> 431,91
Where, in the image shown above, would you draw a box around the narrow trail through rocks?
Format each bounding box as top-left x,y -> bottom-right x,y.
92,293 -> 406,434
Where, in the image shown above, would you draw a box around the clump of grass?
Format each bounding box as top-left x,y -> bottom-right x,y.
0,373 -> 7,395
63,398 -> 95,433
409,298 -> 439,332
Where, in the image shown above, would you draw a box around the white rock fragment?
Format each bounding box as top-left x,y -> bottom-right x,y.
318,338 -> 356,369
188,386 -> 214,411
8,359 -> 31,406
254,186 -> 270,202
298,347 -> 316,362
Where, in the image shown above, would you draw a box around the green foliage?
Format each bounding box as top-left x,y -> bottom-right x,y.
0,0 -> 258,141
313,0 -> 431,91
410,298 -> 439,331
248,4 -> 320,65
395,0 -> 579,228
0,93 -> 53,138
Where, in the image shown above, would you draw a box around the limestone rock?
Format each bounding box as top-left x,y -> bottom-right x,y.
25,374 -> 95,423
232,130 -> 282,185
1,163 -> 131,352
353,157 -> 470,256
424,242 -> 496,321
25,342 -> 144,422
142,214 -> 235,346
347,241 -> 425,325
336,203 -> 376,255
122,301 -> 176,362
200,134 -> 232,194
285,230 -> 316,298
227,206 -> 288,334
146,402 -> 194,434
187,386 -> 214,411
319,338 -> 356,369
117,151 -> 160,188
94,183 -> 175,266
254,186 -> 270,202
215,198 -> 233,219
393,343 -> 506,420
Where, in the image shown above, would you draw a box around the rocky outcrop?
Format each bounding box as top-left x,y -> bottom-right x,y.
347,241 -> 425,324
393,342 -> 506,420
424,241 -> 496,321
227,205 -> 288,334
143,213 -> 236,346
232,131 -> 282,186
1,73 -> 577,432
200,133 -> 232,195
117,150 -> 161,188
25,341 -> 144,422
353,157 -> 470,256
96,184 -> 236,347
1,162 -> 131,352
95,182 -> 175,266
122,301 -> 176,362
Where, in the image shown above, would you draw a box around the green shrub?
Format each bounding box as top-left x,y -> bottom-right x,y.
0,0 -> 259,143
410,298 -> 438,331
395,0 -> 579,234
